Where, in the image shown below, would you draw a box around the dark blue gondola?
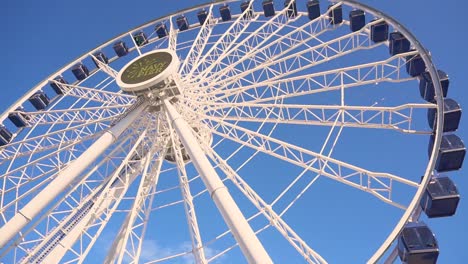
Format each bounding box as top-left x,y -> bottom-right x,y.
220,5 -> 232,21
176,15 -> 189,31
240,1 -> 254,19
349,9 -> 365,32
284,0 -> 297,18
389,32 -> 411,55
419,70 -> 449,102
71,63 -> 90,81
428,98 -> 461,132
0,125 -> 13,146
197,10 -> 208,25
398,222 -> 439,264
50,76 -> 68,95
133,32 -> 148,46
29,91 -> 50,110
370,20 -> 389,43
406,52 -> 426,77
92,51 -> 109,67
429,134 -> 466,172
328,4 -> 343,24
421,176 -> 460,218
8,107 -> 29,128
307,0 -> 320,20
113,41 -> 129,57
155,23 -> 168,38
262,0 -> 275,17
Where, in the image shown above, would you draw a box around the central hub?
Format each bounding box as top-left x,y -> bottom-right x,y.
116,49 -> 180,95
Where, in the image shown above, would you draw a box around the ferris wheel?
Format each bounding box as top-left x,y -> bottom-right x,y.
0,0 -> 464,263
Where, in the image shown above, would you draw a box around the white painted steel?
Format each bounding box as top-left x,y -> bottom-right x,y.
163,99 -> 273,264
0,103 -> 146,249
0,0 -> 447,262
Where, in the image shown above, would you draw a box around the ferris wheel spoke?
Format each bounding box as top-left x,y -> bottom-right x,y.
57,83 -> 136,106
105,148 -> 167,264
168,16 -> 178,51
187,2 -> 259,81
205,118 -> 417,209
0,120 -> 111,164
89,53 -> 119,78
0,103 -> 146,250
17,130 -> 152,263
0,131 -> 143,261
203,50 -> 417,103
200,3 -> 342,86
200,102 -> 435,133
193,1 -> 298,83
20,105 -> 131,126
204,146 -> 326,263
201,18 -> 386,95
179,5 -> 216,79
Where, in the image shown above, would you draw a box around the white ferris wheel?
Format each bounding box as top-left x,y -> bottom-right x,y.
0,0 -> 464,263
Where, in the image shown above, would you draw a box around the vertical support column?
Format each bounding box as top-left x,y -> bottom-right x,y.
0,103 -> 146,249
163,100 -> 272,264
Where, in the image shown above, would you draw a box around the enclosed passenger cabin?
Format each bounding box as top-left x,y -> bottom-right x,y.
240,1 -> 254,19
92,51 -> 109,67
29,90 -> 50,110
155,23 -> 168,38
419,70 -> 449,102
8,107 -> 29,128
50,76 -> 68,95
284,0 -> 297,18
349,10 -> 365,32
176,15 -> 189,31
428,98 -> 461,132
164,143 -> 190,163
370,20 -> 389,43
262,0 -> 275,17
133,32 -> 148,46
389,32 -> 411,56
429,134 -> 466,172
421,176 -> 460,218
406,52 -> 426,77
113,41 -> 129,57
71,63 -> 90,81
0,125 -> 13,146
328,4 -> 343,25
398,222 -> 439,264
307,0 -> 320,20
220,5 -> 232,21
197,10 -> 208,25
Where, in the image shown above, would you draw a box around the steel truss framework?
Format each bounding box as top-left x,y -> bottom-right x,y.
0,1 -> 447,263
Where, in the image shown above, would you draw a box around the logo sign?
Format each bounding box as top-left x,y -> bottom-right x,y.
117,49 -> 179,93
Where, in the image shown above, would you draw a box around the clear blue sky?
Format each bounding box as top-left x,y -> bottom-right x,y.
1,0 -> 467,263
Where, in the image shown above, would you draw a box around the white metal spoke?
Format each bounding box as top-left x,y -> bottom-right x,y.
105,149 -> 166,264
193,1 -> 296,83
168,16 -> 177,51
186,3 -> 258,81
179,5 -> 216,79
199,18 -> 386,95
19,131 -> 150,263
200,102 -> 435,133
200,3 -> 341,85
89,53 -> 119,78
202,51 -> 418,103
205,146 -> 326,264
204,117 -> 417,208
55,82 -> 136,106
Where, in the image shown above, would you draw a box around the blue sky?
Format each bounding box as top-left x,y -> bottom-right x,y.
1,0 -> 467,263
